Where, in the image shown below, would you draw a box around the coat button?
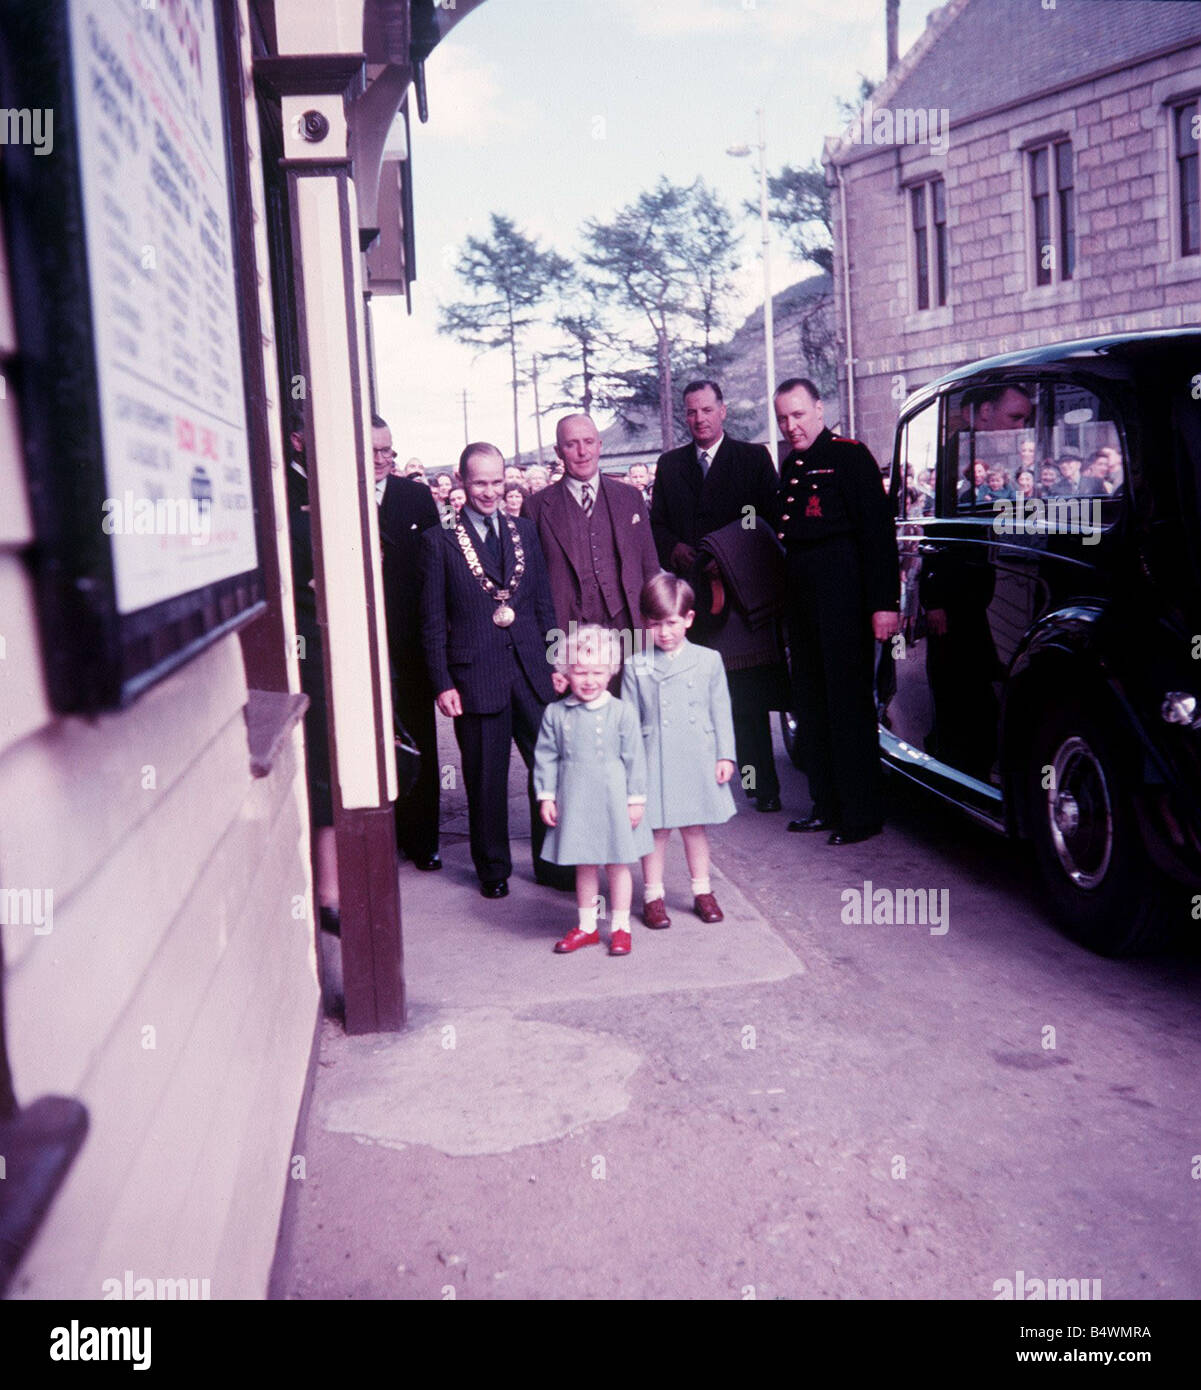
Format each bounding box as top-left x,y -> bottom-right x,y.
781,514 -> 790,522
786,496 -> 794,503
777,531 -> 785,539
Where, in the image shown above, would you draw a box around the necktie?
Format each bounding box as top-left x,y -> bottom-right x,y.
699,450 -> 710,476
580,482 -> 593,517
484,515 -> 501,567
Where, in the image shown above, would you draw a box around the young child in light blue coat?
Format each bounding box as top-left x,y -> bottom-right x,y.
621,574 -> 737,929
534,625 -> 653,956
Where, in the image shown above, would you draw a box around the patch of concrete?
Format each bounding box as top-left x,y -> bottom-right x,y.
319,1007 -> 643,1157
398,836 -> 802,1011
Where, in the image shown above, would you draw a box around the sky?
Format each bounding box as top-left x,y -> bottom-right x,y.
372,0 -> 932,468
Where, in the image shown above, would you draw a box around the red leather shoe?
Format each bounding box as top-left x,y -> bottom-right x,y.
642,898 -> 671,929
693,893 -> 724,923
553,927 -> 600,954
609,929 -> 631,956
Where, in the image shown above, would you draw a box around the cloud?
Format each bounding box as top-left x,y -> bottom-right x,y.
421,43 -> 538,146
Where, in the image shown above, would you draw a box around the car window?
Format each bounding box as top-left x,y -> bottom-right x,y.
1041,381 -> 1124,534
896,399 -> 939,519
946,381 -> 1037,517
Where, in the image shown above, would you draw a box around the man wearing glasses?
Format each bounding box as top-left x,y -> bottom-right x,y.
373,415 -> 444,870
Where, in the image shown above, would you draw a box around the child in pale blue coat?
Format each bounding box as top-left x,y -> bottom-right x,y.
621,574 -> 737,928
534,625 -> 653,956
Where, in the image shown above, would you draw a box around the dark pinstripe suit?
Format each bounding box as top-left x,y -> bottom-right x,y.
419,511 -> 560,884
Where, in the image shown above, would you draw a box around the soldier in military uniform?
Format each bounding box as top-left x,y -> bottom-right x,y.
773,379 -> 900,844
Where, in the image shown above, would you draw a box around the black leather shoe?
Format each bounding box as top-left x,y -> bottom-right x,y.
480,879 -> 509,899
828,826 -> 882,846
787,812 -> 834,833
755,795 -> 782,813
412,854 -> 442,872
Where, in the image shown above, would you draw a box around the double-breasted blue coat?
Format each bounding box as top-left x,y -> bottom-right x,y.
620,640 -> 737,830
533,693 -> 654,865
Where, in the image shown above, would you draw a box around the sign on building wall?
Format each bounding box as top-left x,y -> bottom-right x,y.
0,0 -> 265,710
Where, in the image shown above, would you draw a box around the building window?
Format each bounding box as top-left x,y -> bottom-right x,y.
1029,141 -> 1074,285
910,179 -> 947,310
1174,100 -> 1199,257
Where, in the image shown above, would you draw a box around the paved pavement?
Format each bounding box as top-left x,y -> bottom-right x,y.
276,714 -> 1201,1301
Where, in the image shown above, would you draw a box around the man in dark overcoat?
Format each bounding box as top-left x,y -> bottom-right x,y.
650,380 -> 784,811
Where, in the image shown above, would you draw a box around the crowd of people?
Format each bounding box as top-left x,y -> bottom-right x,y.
388,449 -> 658,522
292,377 -> 899,955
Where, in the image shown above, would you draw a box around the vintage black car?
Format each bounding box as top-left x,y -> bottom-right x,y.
815,330 -> 1201,955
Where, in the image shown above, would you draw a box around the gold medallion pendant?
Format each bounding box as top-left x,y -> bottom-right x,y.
492,604 -> 516,628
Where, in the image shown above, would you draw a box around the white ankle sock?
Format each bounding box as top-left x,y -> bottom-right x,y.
611,909 -> 630,932
577,906 -> 599,935
644,883 -> 665,903
690,876 -> 711,897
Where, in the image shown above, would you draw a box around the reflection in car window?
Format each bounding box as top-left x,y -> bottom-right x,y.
947,382 -> 1036,515
945,378 -> 1124,538
1045,383 -> 1124,529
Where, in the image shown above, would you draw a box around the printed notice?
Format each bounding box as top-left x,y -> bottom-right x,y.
68,0 -> 256,613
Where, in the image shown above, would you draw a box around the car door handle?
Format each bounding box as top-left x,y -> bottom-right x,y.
917,541 -> 938,554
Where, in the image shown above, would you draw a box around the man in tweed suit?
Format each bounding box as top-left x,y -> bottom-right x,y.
420,442 -> 568,898
522,413 -> 660,660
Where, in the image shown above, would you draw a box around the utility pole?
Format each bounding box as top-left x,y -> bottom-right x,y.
531,354 -> 544,463
462,388 -> 470,445
727,108 -> 777,457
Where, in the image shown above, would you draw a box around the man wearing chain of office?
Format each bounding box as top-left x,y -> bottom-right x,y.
420,441 -> 567,898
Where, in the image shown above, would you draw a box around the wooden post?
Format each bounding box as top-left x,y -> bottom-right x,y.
257,45 -> 405,1034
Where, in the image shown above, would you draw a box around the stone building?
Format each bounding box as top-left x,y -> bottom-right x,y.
823,0 -> 1201,463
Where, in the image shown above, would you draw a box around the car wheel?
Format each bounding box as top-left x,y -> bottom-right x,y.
1024,697 -> 1165,955
780,709 -> 805,770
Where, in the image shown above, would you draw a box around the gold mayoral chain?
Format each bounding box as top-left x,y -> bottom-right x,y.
455,512 -> 525,627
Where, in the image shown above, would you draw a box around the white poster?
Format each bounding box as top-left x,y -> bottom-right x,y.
69,0 -> 257,614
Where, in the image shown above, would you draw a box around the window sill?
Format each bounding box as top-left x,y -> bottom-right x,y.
1018,280 -> 1081,312
245,689 -> 310,779
904,305 -> 953,333
1158,257 -> 1201,287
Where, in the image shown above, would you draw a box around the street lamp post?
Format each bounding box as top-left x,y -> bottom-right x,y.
728,108 -> 777,460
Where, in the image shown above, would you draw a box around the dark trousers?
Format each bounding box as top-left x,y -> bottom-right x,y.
725,667 -> 781,801
454,670 -> 557,884
393,670 -> 440,861
785,538 -> 883,832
